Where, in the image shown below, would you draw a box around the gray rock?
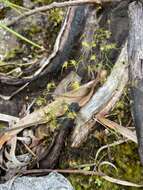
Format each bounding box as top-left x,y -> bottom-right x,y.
0,172 -> 74,190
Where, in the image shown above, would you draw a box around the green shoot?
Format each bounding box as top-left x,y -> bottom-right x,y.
0,23 -> 44,50
0,0 -> 30,12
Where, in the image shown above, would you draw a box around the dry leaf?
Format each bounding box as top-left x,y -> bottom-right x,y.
0,80 -> 96,149
97,117 -> 137,143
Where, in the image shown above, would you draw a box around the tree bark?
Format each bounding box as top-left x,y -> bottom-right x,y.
128,1 -> 143,165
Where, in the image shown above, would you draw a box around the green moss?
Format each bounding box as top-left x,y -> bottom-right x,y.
48,9 -> 64,26
114,143 -> 143,183
36,96 -> 47,107
66,142 -> 143,190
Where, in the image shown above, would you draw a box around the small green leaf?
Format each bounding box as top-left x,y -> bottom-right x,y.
83,166 -> 90,171
90,55 -> 96,61
47,82 -> 56,92
70,81 -> 80,90
82,41 -> 90,48
95,178 -> 102,187
62,61 -> 69,70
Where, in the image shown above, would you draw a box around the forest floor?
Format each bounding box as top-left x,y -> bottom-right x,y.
0,0 -> 143,190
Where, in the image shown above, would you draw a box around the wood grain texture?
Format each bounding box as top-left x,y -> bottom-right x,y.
128,1 -> 143,164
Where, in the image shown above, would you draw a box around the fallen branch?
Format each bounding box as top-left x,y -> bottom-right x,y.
0,113 -> 19,123
22,168 -> 103,176
71,42 -> 128,147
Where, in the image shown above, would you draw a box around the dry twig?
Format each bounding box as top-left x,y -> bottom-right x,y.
22,168 -> 143,187
4,0 -> 120,27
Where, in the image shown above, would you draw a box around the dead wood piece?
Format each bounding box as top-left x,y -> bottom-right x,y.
128,1 -> 143,165
0,114 -> 19,124
0,79 -> 95,149
71,42 -> 128,147
0,6 -> 88,86
78,42 -> 128,121
22,168 -> 103,176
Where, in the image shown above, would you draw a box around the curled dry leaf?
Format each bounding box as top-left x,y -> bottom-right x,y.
4,137 -> 28,168
95,139 -> 128,163
102,175 -> 143,187
98,161 -> 143,187
97,117 -> 137,143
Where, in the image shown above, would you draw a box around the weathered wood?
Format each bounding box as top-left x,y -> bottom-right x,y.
78,42 -> 127,121
71,42 -> 128,147
41,6 -> 88,76
128,1 -> 143,164
0,79 -> 95,149
0,6 -> 89,85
